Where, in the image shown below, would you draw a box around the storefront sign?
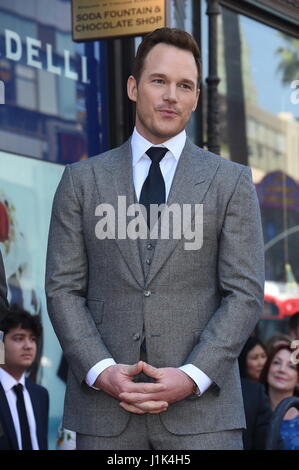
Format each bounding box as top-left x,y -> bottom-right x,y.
1,29 -> 88,84
72,0 -> 165,41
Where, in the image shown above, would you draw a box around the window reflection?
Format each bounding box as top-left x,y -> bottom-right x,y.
0,0 -> 103,163
216,7 -> 299,335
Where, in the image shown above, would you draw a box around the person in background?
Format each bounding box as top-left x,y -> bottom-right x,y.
239,336 -> 268,382
238,336 -> 272,449
260,344 -> 299,450
0,308 -> 49,450
289,312 -> 299,342
240,377 -> 273,450
265,333 -> 292,355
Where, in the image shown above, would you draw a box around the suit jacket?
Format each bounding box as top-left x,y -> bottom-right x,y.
46,137 -> 265,437
0,250 -> 9,323
0,378 -> 49,450
241,378 -> 273,450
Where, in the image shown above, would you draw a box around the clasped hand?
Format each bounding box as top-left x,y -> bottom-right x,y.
93,361 -> 195,414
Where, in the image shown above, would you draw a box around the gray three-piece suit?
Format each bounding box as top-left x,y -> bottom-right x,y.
45,137 -> 265,448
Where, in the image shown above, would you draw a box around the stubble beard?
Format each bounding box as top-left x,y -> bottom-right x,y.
136,111 -> 187,142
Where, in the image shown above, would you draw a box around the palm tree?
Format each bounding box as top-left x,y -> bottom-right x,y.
276,34 -> 299,85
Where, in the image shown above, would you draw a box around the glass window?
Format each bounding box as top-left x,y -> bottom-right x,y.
201,2 -> 299,340
0,0 -> 108,450
0,0 -> 107,163
15,64 -> 38,110
0,150 -> 65,450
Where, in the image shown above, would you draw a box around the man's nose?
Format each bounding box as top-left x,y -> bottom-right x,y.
24,339 -> 33,349
163,84 -> 178,102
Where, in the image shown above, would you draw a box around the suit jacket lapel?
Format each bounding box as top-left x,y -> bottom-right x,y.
146,138 -> 220,286
0,382 -> 19,450
92,139 -> 145,288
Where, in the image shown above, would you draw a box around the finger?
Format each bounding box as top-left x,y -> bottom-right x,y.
119,402 -> 146,414
141,362 -> 161,379
148,407 -> 168,415
132,400 -> 168,413
124,381 -> 166,394
124,361 -> 144,377
120,400 -> 168,414
119,392 -> 166,404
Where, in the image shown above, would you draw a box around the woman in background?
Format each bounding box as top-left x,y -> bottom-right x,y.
239,336 -> 268,382
260,344 -> 299,450
238,336 -> 272,449
265,333 -> 292,355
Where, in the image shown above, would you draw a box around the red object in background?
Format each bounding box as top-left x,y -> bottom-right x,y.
264,294 -> 299,318
0,201 -> 9,242
264,281 -> 299,319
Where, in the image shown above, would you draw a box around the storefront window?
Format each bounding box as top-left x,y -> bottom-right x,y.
0,0 -> 108,449
0,0 -> 106,163
201,2 -> 299,340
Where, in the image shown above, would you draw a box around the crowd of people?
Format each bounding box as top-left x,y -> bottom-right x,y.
239,314 -> 299,450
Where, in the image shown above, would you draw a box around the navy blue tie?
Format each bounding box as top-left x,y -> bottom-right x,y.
13,383 -> 33,450
139,147 -> 168,228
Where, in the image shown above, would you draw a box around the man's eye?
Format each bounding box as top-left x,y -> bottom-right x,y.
180,83 -> 192,89
153,79 -> 164,84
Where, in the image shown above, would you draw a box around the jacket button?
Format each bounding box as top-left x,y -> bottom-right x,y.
147,243 -> 153,250
144,290 -> 151,297
133,333 -> 140,341
146,258 -> 151,265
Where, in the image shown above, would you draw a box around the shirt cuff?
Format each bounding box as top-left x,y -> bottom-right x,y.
179,364 -> 213,396
85,358 -> 116,389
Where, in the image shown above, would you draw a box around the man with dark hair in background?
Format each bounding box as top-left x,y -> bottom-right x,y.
46,27 -> 264,450
0,308 -> 49,450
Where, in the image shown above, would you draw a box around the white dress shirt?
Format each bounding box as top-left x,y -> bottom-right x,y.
86,128 -> 212,395
0,368 -> 39,450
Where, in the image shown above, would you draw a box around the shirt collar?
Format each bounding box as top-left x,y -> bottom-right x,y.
0,367 -> 26,393
131,127 -> 186,167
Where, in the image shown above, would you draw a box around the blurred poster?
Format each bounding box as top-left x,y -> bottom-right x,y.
0,151 -> 64,449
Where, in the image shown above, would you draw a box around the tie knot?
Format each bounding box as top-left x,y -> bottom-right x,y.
146,147 -> 168,164
13,383 -> 23,395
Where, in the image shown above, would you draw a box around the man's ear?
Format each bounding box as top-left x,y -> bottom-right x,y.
127,75 -> 138,103
192,88 -> 200,112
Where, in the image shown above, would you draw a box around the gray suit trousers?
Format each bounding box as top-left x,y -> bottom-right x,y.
77,414 -> 243,450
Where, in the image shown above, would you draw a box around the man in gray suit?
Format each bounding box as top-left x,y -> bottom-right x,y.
46,28 -> 265,450
0,250 -> 8,323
